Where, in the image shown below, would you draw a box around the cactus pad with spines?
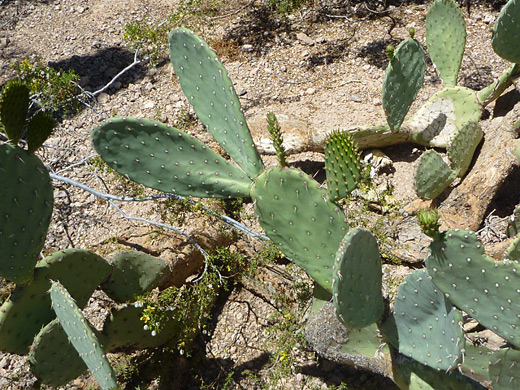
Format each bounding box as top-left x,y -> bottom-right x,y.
0,249 -> 112,354
425,0 -> 466,86
492,0 -> 520,64
382,38 -> 425,132
0,80 -> 29,144
168,28 -> 263,179
324,130 -> 362,201
447,120 -> 483,177
393,269 -> 464,372
0,143 -> 53,284
489,348 -> 520,390
417,208 -> 441,240
29,319 -> 88,387
251,166 -> 349,292
460,343 -> 493,385
332,229 -> 383,328
27,111 -> 55,153
92,117 -> 252,198
50,281 -> 118,390
414,149 -> 456,199
426,229 -> 520,349
101,251 -> 171,303
505,235 -> 520,260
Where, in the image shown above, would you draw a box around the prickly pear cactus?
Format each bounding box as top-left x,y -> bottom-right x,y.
426,230 -> 520,349
324,130 -> 362,201
332,229 -> 384,329
101,251 -> 171,303
489,348 -> 520,390
492,0 -> 520,64
425,0 -> 466,86
382,38 -> 426,132
26,111 -> 55,154
0,143 -> 54,284
447,121 -> 483,177
92,117 -> 252,198
393,269 -> 464,372
168,28 -> 263,179
414,149 -> 456,199
0,80 -> 29,144
50,281 -> 118,390
417,208 -> 441,240
251,166 -> 349,292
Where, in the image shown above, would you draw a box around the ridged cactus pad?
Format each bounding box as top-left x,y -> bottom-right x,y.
382,38 -> 426,132
168,28 -> 263,179
101,251 -> 171,303
0,143 -> 54,284
92,117 -> 252,198
0,249 -> 111,354
393,269 -> 464,372
50,281 -> 118,390
426,230 -> 520,349
251,166 -> 349,292
425,0 -> 466,86
414,149 -> 456,199
332,229 -> 383,329
324,130 -> 362,201
492,0 -> 520,64
447,120 -> 483,177
29,319 -> 88,387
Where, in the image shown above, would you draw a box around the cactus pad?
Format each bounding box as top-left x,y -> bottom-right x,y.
27,111 -> 55,153
0,80 -> 29,144
505,235 -> 520,261
414,149 -> 456,199
324,130 -> 362,201
492,0 -> 520,64
426,0 -> 466,86
251,166 -> 349,292
0,249 -> 111,354
332,229 -> 384,328
101,251 -> 171,303
0,143 -> 53,284
393,269 -> 464,372
382,38 -> 426,132
29,319 -> 87,386
168,28 -> 263,179
447,120 -> 483,177
50,281 -> 117,390
92,117 -> 252,198
426,229 -> 520,349
489,348 -> 520,390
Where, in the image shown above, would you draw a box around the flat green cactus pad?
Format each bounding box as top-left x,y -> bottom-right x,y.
92,116 -> 252,198
0,143 -> 54,284
50,281 -> 117,390
489,348 -> 520,390
29,319 -> 88,387
414,149 -> 456,199
382,38 -> 425,132
168,28 -> 263,179
459,343 -> 493,385
492,0 -> 520,64
101,251 -> 171,303
505,235 -> 520,260
393,269 -> 464,372
426,230 -> 520,349
102,304 -> 177,351
447,120 -> 483,177
0,249 -> 111,354
251,167 -> 349,292
332,229 -> 384,329
426,0 -> 466,86
0,80 -> 29,144
26,111 -> 55,153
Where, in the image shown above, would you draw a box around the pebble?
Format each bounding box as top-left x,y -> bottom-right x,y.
241,44 -> 254,52
0,38 -> 9,49
97,93 -> 110,104
296,32 -> 314,46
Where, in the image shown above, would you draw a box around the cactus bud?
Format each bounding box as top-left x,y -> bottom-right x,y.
418,208 -> 441,239
409,27 -> 416,39
266,112 -> 287,168
386,44 -> 395,61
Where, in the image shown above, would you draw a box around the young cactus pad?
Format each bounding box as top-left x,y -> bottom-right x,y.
492,0 -> 520,64
324,130 -> 362,201
0,80 -> 30,144
426,230 -> 520,349
0,249 -> 112,354
332,228 -> 384,329
393,269 -> 464,372
414,149 -> 456,199
50,281 -> 118,390
0,143 -> 54,284
251,166 -> 349,292
382,38 -> 426,132
91,117 -> 252,198
425,0 -> 466,86
29,319 -> 88,387
447,120 -> 483,177
168,28 -> 263,179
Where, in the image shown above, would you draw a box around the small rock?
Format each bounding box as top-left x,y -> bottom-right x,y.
373,98 -> 381,106
112,81 -> 122,90
483,14 -> 495,24
296,32 -> 314,46
236,88 -> 247,96
144,101 -> 155,109
305,87 -> 316,95
0,38 -> 9,49
97,92 -> 110,104
241,44 -> 254,52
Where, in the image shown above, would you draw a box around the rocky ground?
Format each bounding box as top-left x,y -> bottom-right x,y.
0,0 -> 518,389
